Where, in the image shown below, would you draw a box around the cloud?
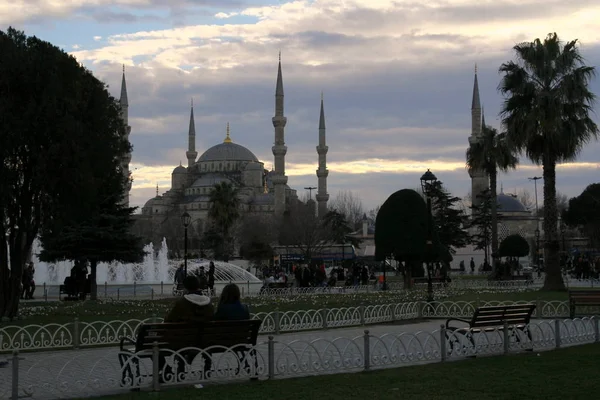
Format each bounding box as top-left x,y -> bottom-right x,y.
8,0 -> 600,212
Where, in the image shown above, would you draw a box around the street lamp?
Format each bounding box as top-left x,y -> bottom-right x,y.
534,228 -> 540,276
181,211 -> 191,277
420,169 -> 438,303
560,223 -> 567,267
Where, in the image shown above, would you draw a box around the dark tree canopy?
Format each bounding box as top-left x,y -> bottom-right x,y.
562,183 -> 600,247
0,27 -> 139,315
499,234 -> 530,258
375,189 -> 438,261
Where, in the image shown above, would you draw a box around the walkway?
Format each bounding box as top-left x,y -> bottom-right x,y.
0,318 -> 563,400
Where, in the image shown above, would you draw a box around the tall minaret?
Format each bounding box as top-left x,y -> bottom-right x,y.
119,65 -> 132,207
316,92 -> 329,218
467,64 -> 489,207
271,52 -> 288,215
186,99 -> 197,168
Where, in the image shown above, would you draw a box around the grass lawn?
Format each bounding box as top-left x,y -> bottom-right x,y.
96,343 -> 600,400
447,290 -> 569,302
9,287 -> 592,327
7,291 -> 423,326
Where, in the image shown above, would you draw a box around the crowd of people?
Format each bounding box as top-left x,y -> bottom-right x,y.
569,255 -> 600,280
258,262 -> 377,290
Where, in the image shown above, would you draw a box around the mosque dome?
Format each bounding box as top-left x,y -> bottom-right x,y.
497,193 -> 528,213
198,142 -> 259,163
172,165 -> 187,174
197,123 -> 259,163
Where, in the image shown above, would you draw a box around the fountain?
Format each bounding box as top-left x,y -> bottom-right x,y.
29,238 -> 262,297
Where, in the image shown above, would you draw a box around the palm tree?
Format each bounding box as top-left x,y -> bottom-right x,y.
499,33 -> 598,290
466,125 -> 518,274
208,182 -> 240,261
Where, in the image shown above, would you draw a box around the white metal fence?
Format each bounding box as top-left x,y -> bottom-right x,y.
2,317 -> 598,400
0,300 -> 574,353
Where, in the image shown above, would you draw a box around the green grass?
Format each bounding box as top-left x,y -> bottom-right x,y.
6,291 -> 421,326
452,274 -> 490,280
447,290 -> 569,302
96,343 -> 600,400
8,287 -> 591,327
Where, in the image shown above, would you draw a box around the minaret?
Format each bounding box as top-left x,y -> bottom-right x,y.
467,64 -> 488,207
119,65 -> 132,207
271,52 -> 288,215
315,92 -> 329,218
186,99 -> 197,168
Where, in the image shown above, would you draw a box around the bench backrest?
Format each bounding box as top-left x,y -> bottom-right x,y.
569,290 -> 600,303
134,319 -> 262,352
470,304 -> 535,328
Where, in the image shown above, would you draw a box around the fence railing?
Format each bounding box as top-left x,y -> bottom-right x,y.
3,317 -> 599,400
0,300 -> 573,353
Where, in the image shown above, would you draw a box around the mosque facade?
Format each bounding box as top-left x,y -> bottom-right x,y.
119,57 -> 330,237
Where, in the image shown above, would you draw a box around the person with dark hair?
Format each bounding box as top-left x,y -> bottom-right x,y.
165,275 -> 214,323
214,283 -> 250,321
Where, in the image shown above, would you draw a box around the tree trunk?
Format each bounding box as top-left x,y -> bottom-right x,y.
403,260 -> 413,289
490,169 -> 499,275
542,156 -> 566,291
90,259 -> 98,301
1,229 -> 31,320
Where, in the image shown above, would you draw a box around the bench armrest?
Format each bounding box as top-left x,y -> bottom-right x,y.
119,336 -> 136,352
445,317 -> 471,329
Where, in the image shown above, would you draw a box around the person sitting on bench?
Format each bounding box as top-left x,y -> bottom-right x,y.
162,275 -> 214,381
165,275 -> 214,323
214,283 -> 249,321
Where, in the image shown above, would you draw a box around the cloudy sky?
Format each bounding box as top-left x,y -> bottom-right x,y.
4,0 -> 600,212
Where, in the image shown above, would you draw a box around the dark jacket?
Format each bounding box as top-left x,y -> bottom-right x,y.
214,301 -> 250,321
165,292 -> 214,323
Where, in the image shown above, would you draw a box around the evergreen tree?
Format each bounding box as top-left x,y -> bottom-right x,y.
429,181 -> 471,254
0,28 -> 141,317
470,190 -> 493,268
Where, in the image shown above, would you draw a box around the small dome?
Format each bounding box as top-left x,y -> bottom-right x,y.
143,196 -> 163,208
172,165 -> 187,174
198,142 -> 259,163
497,193 -> 528,213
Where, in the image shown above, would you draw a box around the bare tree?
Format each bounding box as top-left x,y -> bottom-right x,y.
328,190 -> 364,230
278,204 -> 333,262
516,188 -> 536,211
367,205 -> 381,224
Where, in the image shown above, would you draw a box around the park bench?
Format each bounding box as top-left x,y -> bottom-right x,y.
445,304 -> 536,351
59,278 -> 91,301
569,290 -> 600,318
118,319 -> 262,386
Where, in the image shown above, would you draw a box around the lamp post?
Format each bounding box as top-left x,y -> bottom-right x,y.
420,169 -> 438,303
181,211 -> 191,277
560,223 -> 566,268
534,228 -> 540,277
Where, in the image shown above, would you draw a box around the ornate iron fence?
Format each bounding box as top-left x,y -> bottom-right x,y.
3,317 -> 598,400
0,300 -> 575,353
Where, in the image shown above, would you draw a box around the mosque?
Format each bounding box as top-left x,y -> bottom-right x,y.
119,56 -> 330,237
118,55 -> 538,265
